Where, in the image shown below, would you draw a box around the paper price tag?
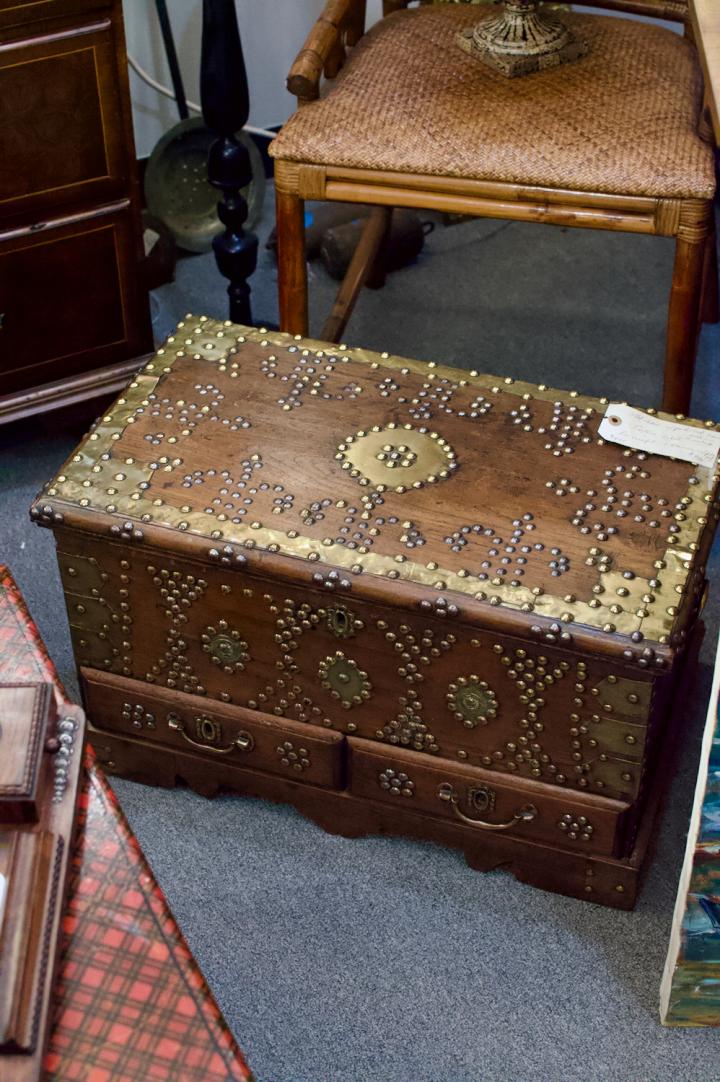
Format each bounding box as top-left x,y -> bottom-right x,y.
598,403 -> 720,470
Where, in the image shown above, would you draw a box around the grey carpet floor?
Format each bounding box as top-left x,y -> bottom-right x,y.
2,198 -> 720,1081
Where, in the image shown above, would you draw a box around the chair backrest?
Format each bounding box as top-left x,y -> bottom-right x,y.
383,0 -> 688,25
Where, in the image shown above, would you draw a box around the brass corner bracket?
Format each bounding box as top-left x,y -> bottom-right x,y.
457,1 -> 588,78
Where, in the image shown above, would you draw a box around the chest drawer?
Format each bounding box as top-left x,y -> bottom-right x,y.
348,738 -> 630,857
81,668 -> 345,790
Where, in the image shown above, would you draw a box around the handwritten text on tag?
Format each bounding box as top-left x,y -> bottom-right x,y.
598,404 -> 720,470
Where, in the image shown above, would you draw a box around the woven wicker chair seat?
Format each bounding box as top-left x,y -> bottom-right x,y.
270,5 -> 715,200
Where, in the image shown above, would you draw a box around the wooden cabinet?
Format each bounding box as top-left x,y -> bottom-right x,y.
0,0 -> 152,422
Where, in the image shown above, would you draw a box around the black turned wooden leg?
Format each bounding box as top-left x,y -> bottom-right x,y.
201,0 -> 258,325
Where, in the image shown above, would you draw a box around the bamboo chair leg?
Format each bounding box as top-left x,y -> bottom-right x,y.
276,188 -> 309,336
662,236 -> 706,415
322,207 -> 393,343
701,227 -> 719,325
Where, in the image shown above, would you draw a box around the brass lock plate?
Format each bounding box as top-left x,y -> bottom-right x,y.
467,784 -> 496,815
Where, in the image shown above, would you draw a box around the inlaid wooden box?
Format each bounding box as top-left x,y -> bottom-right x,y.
0,671 -> 85,1078
31,318 -> 720,907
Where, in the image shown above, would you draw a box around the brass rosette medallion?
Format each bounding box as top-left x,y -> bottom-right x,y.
447,676 -> 498,728
335,422 -> 458,493
318,651 -> 372,708
201,621 -> 249,672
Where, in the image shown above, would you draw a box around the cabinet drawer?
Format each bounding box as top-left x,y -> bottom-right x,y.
348,739 -> 630,857
0,206 -> 148,392
81,669 -> 346,790
0,17 -> 129,221
0,2 -> 108,32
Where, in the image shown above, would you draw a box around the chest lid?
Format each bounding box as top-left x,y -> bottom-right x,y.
33,318 -> 720,671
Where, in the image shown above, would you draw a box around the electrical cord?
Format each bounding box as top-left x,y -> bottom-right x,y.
127,53 -> 277,141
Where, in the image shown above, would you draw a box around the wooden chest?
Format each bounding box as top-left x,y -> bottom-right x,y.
31,317 -> 720,908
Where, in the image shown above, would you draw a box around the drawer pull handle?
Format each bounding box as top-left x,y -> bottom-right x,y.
437,783 -> 537,831
167,713 -> 254,755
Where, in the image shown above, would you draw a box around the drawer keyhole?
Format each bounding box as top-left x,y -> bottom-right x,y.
200,717 -> 218,743
328,605 -> 355,638
469,785 -> 495,815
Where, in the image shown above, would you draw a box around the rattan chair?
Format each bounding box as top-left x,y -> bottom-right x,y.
270,0 -> 719,414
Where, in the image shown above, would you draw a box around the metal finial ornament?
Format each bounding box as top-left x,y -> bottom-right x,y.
457,1 -> 588,78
